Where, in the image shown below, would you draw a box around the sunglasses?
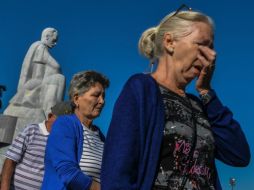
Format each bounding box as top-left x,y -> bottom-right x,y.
171,4 -> 192,17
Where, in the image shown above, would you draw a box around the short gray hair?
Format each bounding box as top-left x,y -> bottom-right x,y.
138,11 -> 214,62
68,70 -> 110,100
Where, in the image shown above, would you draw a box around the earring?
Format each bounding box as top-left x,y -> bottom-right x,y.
167,47 -> 174,54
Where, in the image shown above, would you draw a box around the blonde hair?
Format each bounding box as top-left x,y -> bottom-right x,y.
138,11 -> 214,62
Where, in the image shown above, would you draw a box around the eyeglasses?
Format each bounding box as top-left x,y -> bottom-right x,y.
171,4 -> 192,17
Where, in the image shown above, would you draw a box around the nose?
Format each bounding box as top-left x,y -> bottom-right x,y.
98,95 -> 105,105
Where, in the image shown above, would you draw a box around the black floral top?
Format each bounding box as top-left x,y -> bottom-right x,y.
153,85 -> 216,190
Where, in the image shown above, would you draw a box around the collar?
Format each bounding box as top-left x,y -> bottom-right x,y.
38,120 -> 49,135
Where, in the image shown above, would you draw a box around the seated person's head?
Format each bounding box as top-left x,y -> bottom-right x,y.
46,101 -> 73,132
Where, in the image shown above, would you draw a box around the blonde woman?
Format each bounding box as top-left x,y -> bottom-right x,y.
101,5 -> 250,190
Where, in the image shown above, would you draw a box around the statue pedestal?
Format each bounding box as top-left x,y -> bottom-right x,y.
0,115 -> 17,145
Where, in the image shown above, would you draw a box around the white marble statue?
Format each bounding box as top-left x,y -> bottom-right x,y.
4,27 -> 65,118
0,28 -> 65,171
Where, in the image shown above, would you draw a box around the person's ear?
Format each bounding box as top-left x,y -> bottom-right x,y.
47,113 -> 55,120
48,113 -> 52,118
163,32 -> 175,54
73,94 -> 79,108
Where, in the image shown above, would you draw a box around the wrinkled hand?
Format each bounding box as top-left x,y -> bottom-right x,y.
90,180 -> 100,190
196,45 -> 216,95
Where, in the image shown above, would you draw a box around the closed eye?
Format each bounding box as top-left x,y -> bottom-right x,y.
92,94 -> 100,97
92,92 -> 105,98
194,41 -> 213,49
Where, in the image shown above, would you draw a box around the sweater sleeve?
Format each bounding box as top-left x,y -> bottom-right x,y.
203,90 -> 250,166
101,79 -> 140,190
46,116 -> 92,190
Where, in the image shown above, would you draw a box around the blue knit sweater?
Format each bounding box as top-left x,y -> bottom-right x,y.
41,114 -> 105,190
101,73 -> 250,190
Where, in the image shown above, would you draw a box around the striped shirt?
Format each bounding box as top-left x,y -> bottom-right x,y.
5,121 -> 49,190
79,125 -> 104,183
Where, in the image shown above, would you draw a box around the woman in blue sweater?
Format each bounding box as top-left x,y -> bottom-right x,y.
42,70 -> 109,190
101,5 -> 250,190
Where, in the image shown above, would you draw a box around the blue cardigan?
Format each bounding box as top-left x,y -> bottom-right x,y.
101,73 -> 250,190
41,114 -> 105,190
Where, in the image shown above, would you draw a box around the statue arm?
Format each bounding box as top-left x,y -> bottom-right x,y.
30,45 -> 60,80
33,45 -> 59,70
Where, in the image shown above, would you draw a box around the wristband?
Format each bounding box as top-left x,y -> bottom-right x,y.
200,90 -> 214,105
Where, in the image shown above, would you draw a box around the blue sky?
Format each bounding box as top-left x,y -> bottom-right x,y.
0,0 -> 253,189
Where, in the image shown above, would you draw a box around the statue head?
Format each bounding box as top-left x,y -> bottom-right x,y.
41,27 -> 58,48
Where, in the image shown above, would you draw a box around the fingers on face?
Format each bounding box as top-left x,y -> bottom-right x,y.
197,53 -> 209,68
197,55 -> 215,74
198,46 -> 216,67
